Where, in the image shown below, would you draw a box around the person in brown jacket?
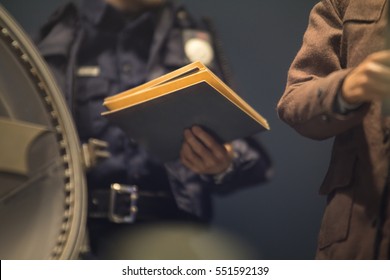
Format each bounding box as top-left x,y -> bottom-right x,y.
278,0 -> 390,259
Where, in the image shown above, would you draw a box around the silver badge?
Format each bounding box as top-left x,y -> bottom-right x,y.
184,30 -> 214,66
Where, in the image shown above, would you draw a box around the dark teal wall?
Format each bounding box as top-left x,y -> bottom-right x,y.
0,0 -> 330,259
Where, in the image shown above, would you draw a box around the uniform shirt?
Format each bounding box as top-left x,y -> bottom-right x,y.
75,0 -> 171,192
36,0 -> 273,221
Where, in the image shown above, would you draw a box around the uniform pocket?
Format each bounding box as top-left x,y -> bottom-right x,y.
340,0 -> 387,67
75,77 -> 110,103
318,188 -> 355,250
343,0 -> 386,23
74,77 -> 110,138
317,149 -> 357,249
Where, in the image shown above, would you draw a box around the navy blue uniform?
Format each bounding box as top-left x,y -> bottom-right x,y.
36,0 -> 272,223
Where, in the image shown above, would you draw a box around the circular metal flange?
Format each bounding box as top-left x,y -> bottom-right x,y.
0,4 -> 87,259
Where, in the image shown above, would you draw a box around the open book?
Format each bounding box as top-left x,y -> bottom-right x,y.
102,61 -> 269,161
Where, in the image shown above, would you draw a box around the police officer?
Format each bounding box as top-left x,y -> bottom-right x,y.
36,0 -> 272,259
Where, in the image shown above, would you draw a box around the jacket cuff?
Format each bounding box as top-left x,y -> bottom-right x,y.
334,90 -> 364,114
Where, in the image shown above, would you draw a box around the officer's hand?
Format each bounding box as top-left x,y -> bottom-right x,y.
180,126 -> 233,175
342,50 -> 390,104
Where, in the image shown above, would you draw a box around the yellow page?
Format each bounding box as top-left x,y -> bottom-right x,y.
104,61 -> 205,104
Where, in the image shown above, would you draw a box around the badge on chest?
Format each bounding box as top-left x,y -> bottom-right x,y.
183,30 -> 214,66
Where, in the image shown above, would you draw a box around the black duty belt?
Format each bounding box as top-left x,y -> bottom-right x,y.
88,183 -> 179,223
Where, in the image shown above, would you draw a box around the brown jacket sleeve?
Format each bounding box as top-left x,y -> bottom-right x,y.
277,0 -> 368,140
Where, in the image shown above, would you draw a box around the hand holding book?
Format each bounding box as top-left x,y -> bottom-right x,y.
102,61 -> 269,161
181,125 -> 233,175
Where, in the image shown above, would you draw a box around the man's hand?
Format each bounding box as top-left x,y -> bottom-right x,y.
342,50 -> 390,104
180,126 -> 233,175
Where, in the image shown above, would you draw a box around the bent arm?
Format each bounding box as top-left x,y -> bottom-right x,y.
277,0 -> 368,140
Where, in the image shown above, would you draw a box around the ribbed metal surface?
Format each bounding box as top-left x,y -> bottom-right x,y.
0,4 -> 87,259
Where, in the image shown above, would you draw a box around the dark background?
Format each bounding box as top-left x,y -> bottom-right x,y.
0,0 -> 332,259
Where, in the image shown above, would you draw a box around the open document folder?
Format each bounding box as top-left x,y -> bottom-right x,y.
102,61 -> 270,161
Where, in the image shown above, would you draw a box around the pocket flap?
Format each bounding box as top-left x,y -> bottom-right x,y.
343,0 -> 386,23
76,77 -> 110,102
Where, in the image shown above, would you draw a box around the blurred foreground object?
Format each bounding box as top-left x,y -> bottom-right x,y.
0,4 -> 87,259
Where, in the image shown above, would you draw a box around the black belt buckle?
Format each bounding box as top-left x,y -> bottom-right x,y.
109,183 -> 138,223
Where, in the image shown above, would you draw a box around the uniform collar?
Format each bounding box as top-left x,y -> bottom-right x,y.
81,0 -> 165,29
